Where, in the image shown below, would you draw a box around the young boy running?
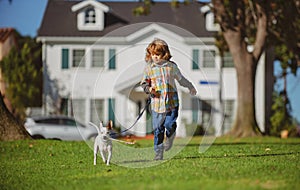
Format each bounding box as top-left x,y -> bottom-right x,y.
141,38 -> 197,160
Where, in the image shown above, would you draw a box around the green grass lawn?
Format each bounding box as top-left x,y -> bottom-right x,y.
1,137 -> 299,190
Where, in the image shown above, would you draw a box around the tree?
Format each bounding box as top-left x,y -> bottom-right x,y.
0,91 -> 30,141
206,0 -> 299,137
0,31 -> 42,141
0,34 -> 42,121
211,0 -> 269,137
135,0 -> 300,137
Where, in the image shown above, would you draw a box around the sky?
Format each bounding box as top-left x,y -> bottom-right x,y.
0,0 -> 299,123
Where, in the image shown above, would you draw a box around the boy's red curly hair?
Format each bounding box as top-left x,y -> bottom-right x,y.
145,38 -> 172,63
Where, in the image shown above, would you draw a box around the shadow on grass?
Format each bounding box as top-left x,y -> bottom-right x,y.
173,151 -> 300,160
114,151 -> 300,165
115,159 -> 153,164
184,142 -> 300,147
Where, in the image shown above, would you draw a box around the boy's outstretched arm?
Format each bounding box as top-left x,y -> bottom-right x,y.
178,76 -> 197,96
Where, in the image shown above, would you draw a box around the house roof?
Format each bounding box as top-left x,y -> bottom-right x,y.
38,0 -> 215,38
0,28 -> 14,42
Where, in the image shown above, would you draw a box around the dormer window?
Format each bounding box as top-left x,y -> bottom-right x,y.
71,0 -> 109,31
200,5 -> 220,31
85,8 -> 96,24
205,12 -> 220,31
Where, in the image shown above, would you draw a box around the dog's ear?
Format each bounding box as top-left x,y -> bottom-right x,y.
99,121 -> 105,134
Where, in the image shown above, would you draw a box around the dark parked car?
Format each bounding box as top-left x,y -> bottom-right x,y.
24,115 -> 98,141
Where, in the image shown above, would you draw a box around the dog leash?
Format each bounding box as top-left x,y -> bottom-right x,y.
110,138 -> 135,144
120,97 -> 151,134
89,121 -> 135,144
91,97 -> 151,138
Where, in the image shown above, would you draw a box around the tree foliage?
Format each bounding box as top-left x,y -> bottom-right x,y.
270,89 -> 296,136
268,0 -> 300,72
213,0 -> 299,62
0,32 -> 42,121
267,0 -> 300,136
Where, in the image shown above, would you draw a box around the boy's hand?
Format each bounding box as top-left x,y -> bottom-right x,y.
150,87 -> 160,98
190,88 -> 197,96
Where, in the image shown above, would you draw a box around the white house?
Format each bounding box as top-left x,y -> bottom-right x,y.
37,0 -> 273,137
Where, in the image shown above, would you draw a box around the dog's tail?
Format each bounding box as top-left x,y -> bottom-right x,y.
88,121 -> 102,135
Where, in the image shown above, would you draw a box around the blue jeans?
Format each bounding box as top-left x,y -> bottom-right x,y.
152,107 -> 178,153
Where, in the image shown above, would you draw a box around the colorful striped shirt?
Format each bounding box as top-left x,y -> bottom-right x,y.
141,61 -> 183,113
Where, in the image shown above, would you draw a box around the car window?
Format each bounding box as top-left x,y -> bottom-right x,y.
35,118 -> 59,124
61,119 -> 77,127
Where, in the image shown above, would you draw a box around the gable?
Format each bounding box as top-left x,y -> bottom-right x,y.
125,23 -> 186,43
71,0 -> 109,31
71,0 -> 109,12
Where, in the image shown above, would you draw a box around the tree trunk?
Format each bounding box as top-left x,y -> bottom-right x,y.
229,52 -> 261,137
0,91 -> 30,141
223,32 -> 261,137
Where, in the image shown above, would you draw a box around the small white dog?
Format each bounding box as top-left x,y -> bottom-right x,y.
92,120 -> 113,166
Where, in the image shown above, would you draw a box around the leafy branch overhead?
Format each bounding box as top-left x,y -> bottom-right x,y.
212,0 -> 300,71
133,0 -> 190,15
134,0 -> 300,71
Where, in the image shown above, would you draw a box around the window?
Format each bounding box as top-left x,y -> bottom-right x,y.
205,12 -> 220,31
71,99 -> 86,123
192,49 -> 199,70
90,99 -> 104,125
62,49 -> 69,69
92,49 -> 105,67
85,8 -> 96,24
223,51 -> 234,68
192,49 -> 216,69
61,48 -> 115,69
72,49 -> 85,67
203,50 -> 216,68
109,49 -> 116,70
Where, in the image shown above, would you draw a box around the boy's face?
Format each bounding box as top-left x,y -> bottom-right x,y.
151,53 -> 163,64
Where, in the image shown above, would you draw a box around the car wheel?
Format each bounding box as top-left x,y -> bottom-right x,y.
50,138 -> 61,141
32,135 -> 45,139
